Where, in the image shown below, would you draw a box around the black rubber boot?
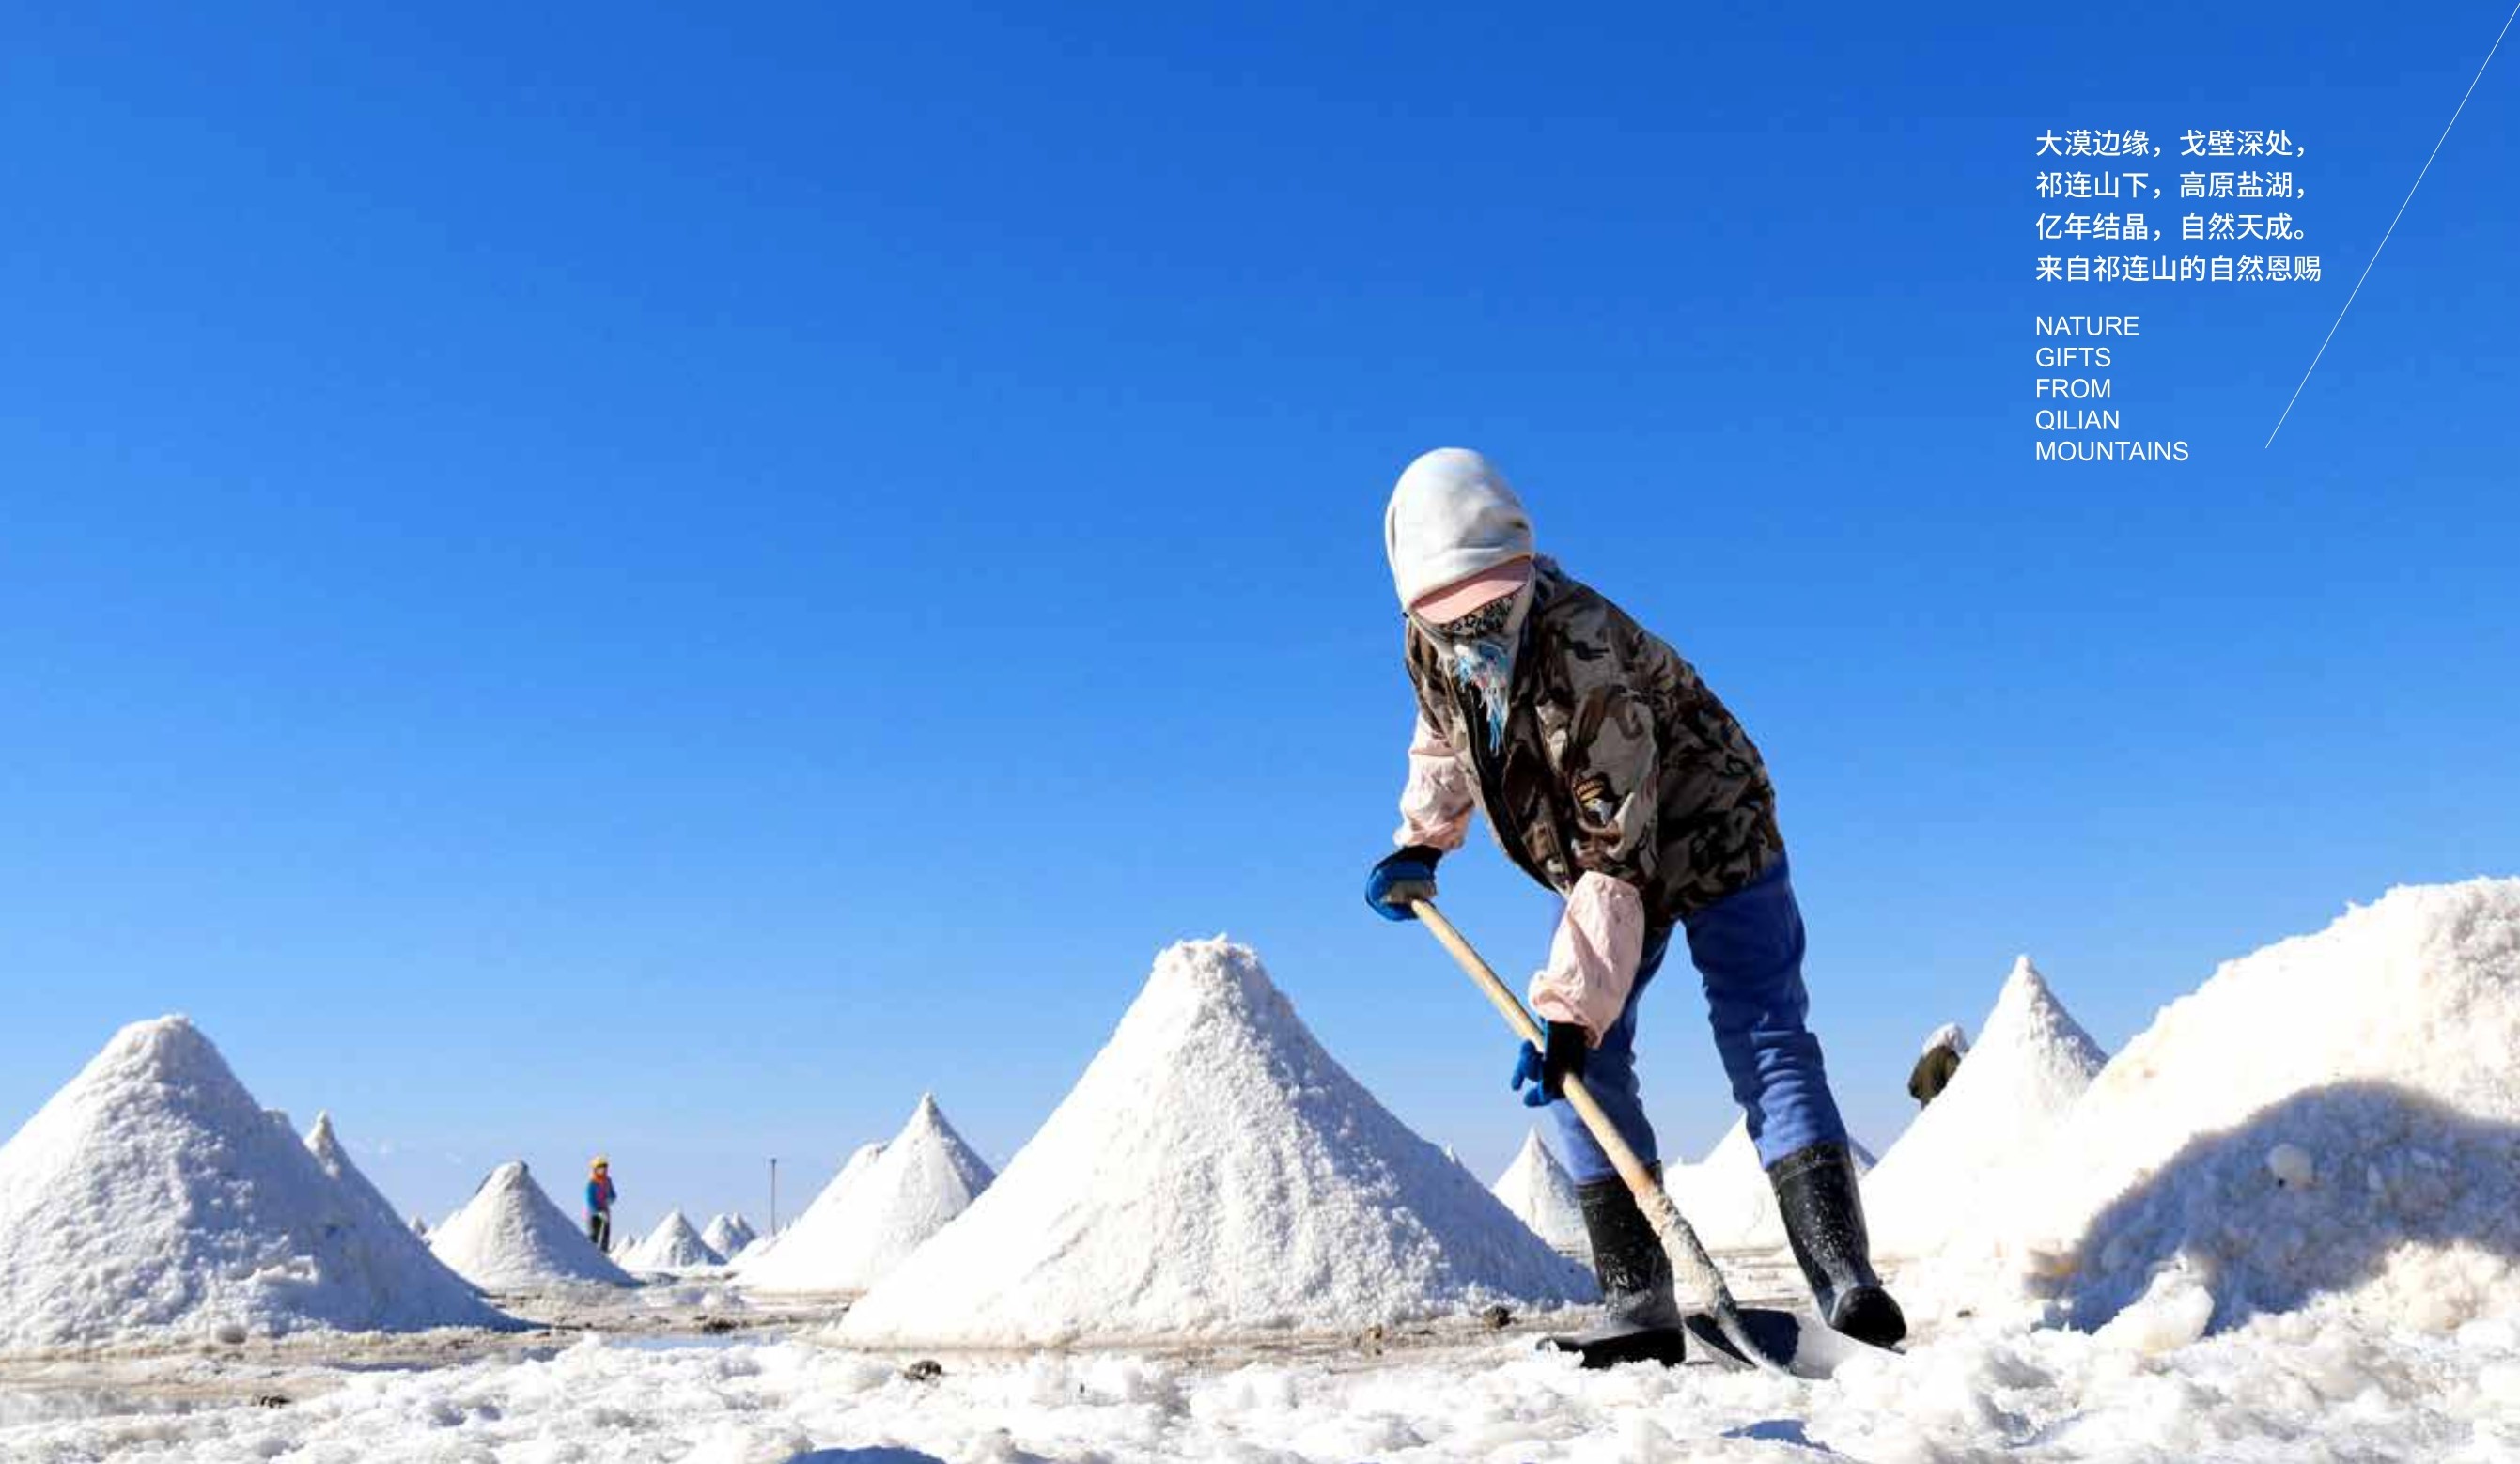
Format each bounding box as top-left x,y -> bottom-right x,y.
1540,1170 -> 1688,1368
1768,1142 -> 1906,1347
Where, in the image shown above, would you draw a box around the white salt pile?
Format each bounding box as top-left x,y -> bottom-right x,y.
1668,1119 -> 1777,1249
1490,1128 -> 1590,1260
620,1209 -> 723,1271
739,1142 -> 883,1278
839,937 -> 1590,1346
728,1145 -> 880,1288
1863,956 -> 2107,1259
0,1016 -> 510,1352
738,1097 -> 993,1294
430,1160 -> 634,1291
702,1213 -> 758,1259
1668,1119 -> 1876,1251
1921,878 -> 2520,1338
304,1112 -> 412,1246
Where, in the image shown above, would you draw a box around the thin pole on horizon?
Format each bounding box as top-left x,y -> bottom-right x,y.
769,1157 -> 779,1234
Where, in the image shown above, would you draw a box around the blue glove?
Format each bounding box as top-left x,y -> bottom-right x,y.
1510,1021 -> 1590,1107
1364,845 -> 1442,922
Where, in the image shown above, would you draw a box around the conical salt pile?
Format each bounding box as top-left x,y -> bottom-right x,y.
304,1113 -> 412,1247
731,1144 -> 878,1280
839,938 -> 1590,1346
1671,1119 -> 1878,1251
1490,1128 -> 1590,1260
737,1097 -> 993,1294
703,1213 -> 758,1259
430,1161 -> 633,1291
739,1142 -> 883,1281
1668,1119 -> 1780,1250
1921,879 -> 2520,1337
1863,956 -> 2107,1259
0,1016 -> 510,1352
620,1209 -> 723,1270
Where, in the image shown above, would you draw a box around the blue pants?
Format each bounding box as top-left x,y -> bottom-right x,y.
1546,854 -> 1850,1185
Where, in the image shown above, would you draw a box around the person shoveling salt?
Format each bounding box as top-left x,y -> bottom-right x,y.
1363,448 -> 1905,1368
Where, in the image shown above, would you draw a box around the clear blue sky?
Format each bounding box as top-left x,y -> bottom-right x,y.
4,2 -> 2513,1233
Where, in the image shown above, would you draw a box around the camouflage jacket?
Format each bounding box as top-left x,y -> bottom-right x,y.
1400,558 -> 1783,927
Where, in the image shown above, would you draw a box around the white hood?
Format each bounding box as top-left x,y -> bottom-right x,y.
1383,448 -> 1534,610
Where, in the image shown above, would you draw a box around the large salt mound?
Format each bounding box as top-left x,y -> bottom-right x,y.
738,1097 -> 993,1294
1670,1119 -> 1877,1251
0,1017 -> 511,1353
621,1209 -> 723,1270
839,937 -> 1591,1346
430,1161 -> 634,1291
702,1213 -> 758,1259
1863,957 -> 2107,1259
1925,878 -> 2520,1337
1490,1128 -> 1589,1260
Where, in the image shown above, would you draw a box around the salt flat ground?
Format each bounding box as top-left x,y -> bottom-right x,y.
6,1254 -> 2518,1464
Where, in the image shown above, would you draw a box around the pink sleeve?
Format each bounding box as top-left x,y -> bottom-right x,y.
1394,710 -> 1476,851
1528,872 -> 1647,1044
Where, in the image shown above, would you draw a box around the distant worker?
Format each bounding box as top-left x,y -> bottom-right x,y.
586,1157 -> 618,1251
1907,1023 -> 1968,1107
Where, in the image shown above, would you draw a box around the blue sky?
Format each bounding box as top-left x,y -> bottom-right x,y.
3,1 -> 2513,1232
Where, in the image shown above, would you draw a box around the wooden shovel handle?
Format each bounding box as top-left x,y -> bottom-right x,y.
1408,899 -> 1659,1200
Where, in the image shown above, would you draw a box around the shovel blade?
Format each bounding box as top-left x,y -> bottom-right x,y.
1683,1307 -> 1894,1380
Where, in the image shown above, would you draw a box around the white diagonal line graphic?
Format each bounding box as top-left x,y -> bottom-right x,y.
2266,0 -> 2520,447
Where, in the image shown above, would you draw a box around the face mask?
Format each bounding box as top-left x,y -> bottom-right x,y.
1421,586 -> 1530,755
1425,593 -> 1517,644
